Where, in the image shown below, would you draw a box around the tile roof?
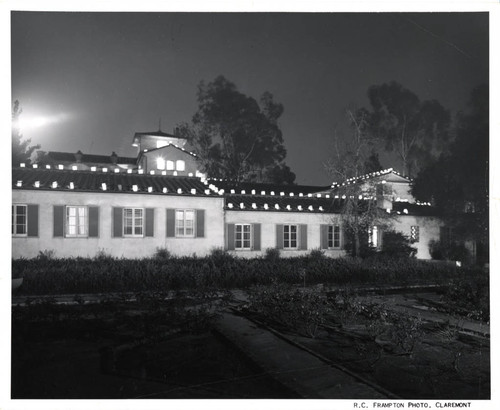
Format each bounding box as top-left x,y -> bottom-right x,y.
331,168 -> 410,189
224,194 -> 344,214
44,151 -> 137,165
12,167 -> 218,197
208,179 -> 330,196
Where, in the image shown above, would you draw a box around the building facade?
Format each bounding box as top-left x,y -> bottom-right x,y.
12,130 -> 444,260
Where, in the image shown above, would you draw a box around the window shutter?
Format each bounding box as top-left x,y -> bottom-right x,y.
53,205 -> 64,237
227,223 -> 235,250
253,223 -> 261,251
113,207 -> 123,237
276,224 -> 284,249
88,206 -> 99,237
145,208 -> 154,237
196,209 -> 205,238
27,204 -> 39,237
166,209 -> 175,237
300,224 -> 308,250
320,224 -> 328,249
377,227 -> 383,250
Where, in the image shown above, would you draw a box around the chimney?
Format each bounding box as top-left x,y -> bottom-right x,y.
110,151 -> 118,164
75,150 -> 83,163
174,127 -> 179,136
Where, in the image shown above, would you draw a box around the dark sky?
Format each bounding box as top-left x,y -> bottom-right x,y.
11,12 -> 488,185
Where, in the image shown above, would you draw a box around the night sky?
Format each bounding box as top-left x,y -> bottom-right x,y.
11,12 -> 488,185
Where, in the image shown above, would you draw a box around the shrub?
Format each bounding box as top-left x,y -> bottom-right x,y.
264,247 -> 281,262
429,240 -> 470,263
248,284 -> 331,338
443,274 -> 489,322
12,254 -> 469,295
154,247 -> 172,260
37,249 -> 55,261
380,230 -> 417,259
308,248 -> 325,260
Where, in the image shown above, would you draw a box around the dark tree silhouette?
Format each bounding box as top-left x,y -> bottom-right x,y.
178,76 -> 295,184
325,108 -> 391,258
363,82 -> 450,177
412,84 -> 489,264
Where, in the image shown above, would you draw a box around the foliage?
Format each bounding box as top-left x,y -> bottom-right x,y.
264,247 -> 281,262
248,283 -> 331,338
12,100 -> 40,166
412,84 -> 489,265
325,108 -> 393,257
178,76 -> 296,184
11,254 -> 479,296
428,239 -> 470,263
154,247 -> 172,260
379,230 -> 417,259
443,274 -> 489,322
363,82 -> 450,177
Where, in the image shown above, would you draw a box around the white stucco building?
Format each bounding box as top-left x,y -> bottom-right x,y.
12,129 -> 445,260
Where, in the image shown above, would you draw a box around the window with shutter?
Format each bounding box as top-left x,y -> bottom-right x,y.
123,208 -> 144,237
235,224 -> 252,250
12,204 -> 27,236
283,224 -> 298,249
66,206 -> 88,237
327,225 -> 341,249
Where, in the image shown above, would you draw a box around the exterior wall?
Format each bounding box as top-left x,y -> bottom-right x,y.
225,210 -> 347,258
391,215 -> 444,259
142,146 -> 199,176
12,190 -> 224,259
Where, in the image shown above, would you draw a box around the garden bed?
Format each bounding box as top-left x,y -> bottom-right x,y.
12,251 -> 482,295
11,295 -> 297,399
243,284 -> 490,399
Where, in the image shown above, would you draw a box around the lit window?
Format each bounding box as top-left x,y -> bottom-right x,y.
175,209 -> 195,237
369,226 -> 379,248
166,160 -> 175,170
123,208 -> 143,236
156,140 -> 168,149
411,226 -> 420,243
12,205 -> 27,236
66,206 -> 88,237
283,224 -> 298,249
235,224 -> 252,250
176,160 -> 185,171
157,157 -> 166,170
328,225 -> 341,248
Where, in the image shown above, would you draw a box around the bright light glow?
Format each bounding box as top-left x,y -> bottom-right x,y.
16,112 -> 71,133
156,141 -> 168,149
157,157 -> 166,170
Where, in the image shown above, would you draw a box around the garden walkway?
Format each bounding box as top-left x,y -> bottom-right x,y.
214,310 -> 390,399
